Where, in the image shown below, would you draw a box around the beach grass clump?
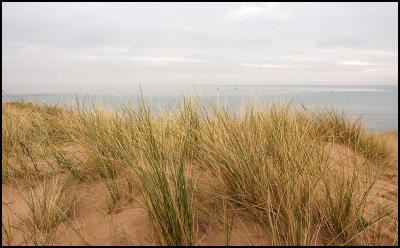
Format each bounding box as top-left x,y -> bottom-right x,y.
127,100 -> 196,246
1,102 -> 50,181
25,176 -> 76,232
6,175 -> 78,245
59,104 -> 139,210
197,105 -> 327,245
1,98 -> 396,246
134,159 -> 195,246
313,110 -> 391,166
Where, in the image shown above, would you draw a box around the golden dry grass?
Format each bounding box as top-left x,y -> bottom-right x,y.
2,99 -> 398,246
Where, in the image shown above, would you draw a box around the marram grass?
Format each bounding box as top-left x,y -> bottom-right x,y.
1,97 -> 396,246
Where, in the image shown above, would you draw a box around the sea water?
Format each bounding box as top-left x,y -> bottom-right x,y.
2,84 -> 398,132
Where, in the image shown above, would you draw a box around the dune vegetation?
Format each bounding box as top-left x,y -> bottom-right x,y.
1,98 -> 398,246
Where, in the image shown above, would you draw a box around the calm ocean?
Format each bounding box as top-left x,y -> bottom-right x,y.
2,84 -> 398,132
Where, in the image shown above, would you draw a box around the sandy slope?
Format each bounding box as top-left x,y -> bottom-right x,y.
2,132 -> 398,246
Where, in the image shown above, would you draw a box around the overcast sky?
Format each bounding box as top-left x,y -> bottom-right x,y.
2,2 -> 398,94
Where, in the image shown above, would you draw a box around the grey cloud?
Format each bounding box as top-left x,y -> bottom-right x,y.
2,2 -> 398,94
316,36 -> 370,49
